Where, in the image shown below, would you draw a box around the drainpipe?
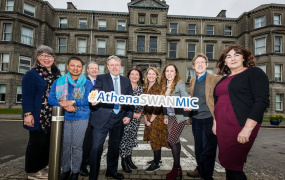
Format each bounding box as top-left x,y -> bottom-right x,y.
200,19 -> 203,53
90,13 -> 94,61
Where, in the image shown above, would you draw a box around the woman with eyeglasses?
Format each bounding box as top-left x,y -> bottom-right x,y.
48,56 -> 93,180
22,45 -> 61,179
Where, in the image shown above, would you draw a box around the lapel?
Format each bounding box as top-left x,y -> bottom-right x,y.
205,73 -> 211,101
107,73 -> 114,91
190,78 -> 196,97
119,75 -> 124,94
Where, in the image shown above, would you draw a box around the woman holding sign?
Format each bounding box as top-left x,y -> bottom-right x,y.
161,64 -> 190,180
48,56 -> 93,180
214,45 -> 269,180
119,68 -> 144,173
143,67 -> 170,172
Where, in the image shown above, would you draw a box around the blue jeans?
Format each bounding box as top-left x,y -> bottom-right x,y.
192,116 -> 217,180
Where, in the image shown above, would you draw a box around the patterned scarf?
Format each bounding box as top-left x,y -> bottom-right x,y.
35,64 -> 60,134
56,72 -> 86,101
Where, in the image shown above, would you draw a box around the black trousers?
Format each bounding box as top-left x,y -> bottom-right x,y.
25,129 -> 50,173
89,111 -> 124,180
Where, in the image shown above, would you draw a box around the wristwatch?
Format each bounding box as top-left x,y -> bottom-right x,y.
72,100 -> 76,105
24,112 -> 32,117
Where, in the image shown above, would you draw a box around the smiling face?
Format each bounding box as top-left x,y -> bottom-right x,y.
107,58 -> 121,77
225,49 -> 245,71
146,69 -> 157,84
129,70 -> 140,84
67,59 -> 84,79
37,52 -> 54,71
192,57 -> 208,75
87,63 -> 99,79
165,65 -> 176,82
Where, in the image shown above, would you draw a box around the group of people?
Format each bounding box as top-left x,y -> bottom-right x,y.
22,44 -> 269,180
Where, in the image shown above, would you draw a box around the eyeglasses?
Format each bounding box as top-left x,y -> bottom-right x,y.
39,54 -> 54,59
194,61 -> 207,65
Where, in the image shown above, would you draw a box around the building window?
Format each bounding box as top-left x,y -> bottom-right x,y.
275,64 -> 282,82
116,41 -> 125,56
58,63 -> 66,75
98,20 -> 106,30
99,65 -> 105,74
138,14 -> 145,24
120,65 -> 124,76
0,85 -> 6,102
169,43 -> 177,58
59,18 -> 67,28
58,38 -> 67,53
0,54 -> 9,72
79,19 -> 87,29
188,44 -> 195,59
275,36 -> 282,53
257,64 -> 266,73
23,3 -> 35,17
21,26 -> 33,45
206,25 -> 214,35
255,16 -> 265,28
170,23 -> 178,34
187,68 -> 195,82
118,20 -> 126,31
19,56 -> 31,74
97,40 -> 106,55
274,14 -> 281,25
77,39 -> 87,53
150,36 -> 157,52
16,86 -> 22,103
3,23 -> 12,41
150,14 -> 158,25
188,24 -> 196,35
206,69 -> 214,73
137,36 -> 145,52
225,26 -> 232,36
206,45 -> 214,60
5,0 -> 14,11
276,94 -> 283,111
255,38 -> 266,55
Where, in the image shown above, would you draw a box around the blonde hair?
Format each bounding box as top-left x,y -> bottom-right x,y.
143,67 -> 160,90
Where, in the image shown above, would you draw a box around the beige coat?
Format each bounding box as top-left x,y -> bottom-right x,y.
189,72 -> 222,118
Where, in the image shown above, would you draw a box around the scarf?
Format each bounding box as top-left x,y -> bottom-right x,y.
56,72 -> 86,101
35,64 -> 60,134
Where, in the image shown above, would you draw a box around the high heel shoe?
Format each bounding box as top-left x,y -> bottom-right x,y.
166,166 -> 182,180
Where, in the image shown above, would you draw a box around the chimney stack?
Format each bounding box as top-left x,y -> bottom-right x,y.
67,2 -> 77,10
216,10 -> 226,17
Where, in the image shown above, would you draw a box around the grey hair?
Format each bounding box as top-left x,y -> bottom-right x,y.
33,45 -> 55,66
87,61 -> 99,69
106,55 -> 121,65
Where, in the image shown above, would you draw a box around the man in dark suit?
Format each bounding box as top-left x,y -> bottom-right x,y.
80,61 -> 99,176
89,55 -> 134,180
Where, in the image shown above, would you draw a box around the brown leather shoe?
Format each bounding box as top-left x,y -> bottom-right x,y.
187,167 -> 200,177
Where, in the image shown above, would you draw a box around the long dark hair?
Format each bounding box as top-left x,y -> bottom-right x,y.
216,45 -> 256,75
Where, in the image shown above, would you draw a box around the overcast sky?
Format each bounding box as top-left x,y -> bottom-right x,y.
45,0 -> 285,18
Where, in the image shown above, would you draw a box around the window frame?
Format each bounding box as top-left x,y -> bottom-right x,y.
21,26 -> 33,45
169,43 -> 177,58
3,23 -> 12,41
274,14 -> 281,25
23,2 -> 35,17
0,53 -> 9,72
77,38 -> 87,54
188,24 -> 196,35
98,19 -> 107,30
59,17 -> 68,28
276,94 -> 283,111
150,36 -> 157,53
79,18 -> 87,29
206,44 -> 214,60
58,63 -> 66,76
275,64 -> 282,82
97,39 -> 106,55
186,68 -> 195,83
138,13 -> 146,24
16,85 -> 22,103
206,25 -> 214,35
255,16 -> 265,29
18,56 -> 31,74
255,37 -> 266,55
137,36 -> 145,52
5,0 -> 14,11
169,23 -> 178,34
274,36 -> 282,53
188,44 -> 196,59
99,65 -> 105,75
150,14 -> 158,25
225,26 -> 232,36
58,38 -> 67,53
117,20 -> 126,31
0,84 -> 6,103
116,40 -> 126,56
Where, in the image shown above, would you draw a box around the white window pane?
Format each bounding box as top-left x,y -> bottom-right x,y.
99,65 -> 104,74
0,85 -> 6,93
17,86 -> 22,94
58,64 -> 66,75
21,27 -> 33,45
120,66 -> 124,76
257,65 -> 266,73
19,56 -> 31,74
78,39 -> 87,53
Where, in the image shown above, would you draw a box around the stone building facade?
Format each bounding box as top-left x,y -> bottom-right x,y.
0,0 -> 285,116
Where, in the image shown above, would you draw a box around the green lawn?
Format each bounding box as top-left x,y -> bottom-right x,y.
0,109 -> 22,114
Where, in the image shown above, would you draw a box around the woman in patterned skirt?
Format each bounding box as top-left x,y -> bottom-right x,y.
143,67 -> 170,172
160,64 -> 190,180
119,68 -> 144,173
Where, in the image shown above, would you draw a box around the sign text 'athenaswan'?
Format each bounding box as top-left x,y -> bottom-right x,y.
88,90 -> 199,109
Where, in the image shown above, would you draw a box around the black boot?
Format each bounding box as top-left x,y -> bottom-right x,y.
126,155 -> 137,169
145,162 -> 160,172
70,173 -> 79,180
121,157 -> 132,173
61,170 -> 71,180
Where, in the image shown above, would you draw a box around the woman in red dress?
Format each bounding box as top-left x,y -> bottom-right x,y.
213,45 -> 269,180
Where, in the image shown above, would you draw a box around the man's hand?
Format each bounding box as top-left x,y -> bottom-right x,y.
24,115 -> 34,127
184,108 -> 193,111
123,117 -> 131,124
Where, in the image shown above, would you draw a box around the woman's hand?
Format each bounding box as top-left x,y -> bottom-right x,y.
144,115 -> 151,127
164,118 -> 168,125
184,108 -> 193,111
59,100 -> 74,107
133,112 -> 142,119
237,127 -> 252,144
24,115 -> 34,127
212,119 -> 217,135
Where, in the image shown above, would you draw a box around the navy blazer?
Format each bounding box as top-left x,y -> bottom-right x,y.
90,73 -> 134,129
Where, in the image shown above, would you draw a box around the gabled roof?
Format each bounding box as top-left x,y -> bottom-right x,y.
128,0 -> 169,9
